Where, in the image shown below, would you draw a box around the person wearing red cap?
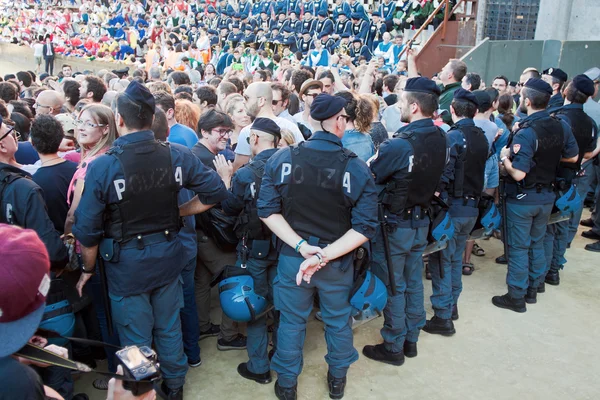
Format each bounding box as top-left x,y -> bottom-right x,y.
0,224 -> 55,399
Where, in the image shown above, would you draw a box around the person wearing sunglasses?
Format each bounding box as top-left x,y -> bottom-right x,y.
258,93 -> 378,400
0,115 -> 68,270
293,79 -> 323,138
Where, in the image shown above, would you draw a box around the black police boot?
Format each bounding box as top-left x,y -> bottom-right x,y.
274,380 -> 297,400
491,293 -> 526,313
545,270 -> 560,286
495,254 -> 508,264
525,287 -> 537,304
327,372 -> 346,399
538,282 -> 546,293
237,362 -> 272,384
403,341 -> 417,358
362,343 -> 405,366
161,382 -> 183,400
451,304 -> 459,321
422,316 -> 456,336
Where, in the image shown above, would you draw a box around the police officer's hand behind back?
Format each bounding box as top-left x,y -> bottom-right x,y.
296,255 -> 324,285
107,365 -> 156,400
298,241 -> 327,262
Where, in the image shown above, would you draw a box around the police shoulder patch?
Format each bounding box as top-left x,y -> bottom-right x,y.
512,144 -> 521,154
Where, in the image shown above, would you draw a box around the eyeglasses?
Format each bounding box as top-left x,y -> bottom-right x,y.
34,103 -> 52,109
272,99 -> 283,105
212,128 -> 232,137
337,115 -> 351,123
0,126 -> 21,142
304,93 -> 321,98
76,119 -> 106,129
517,83 -> 525,87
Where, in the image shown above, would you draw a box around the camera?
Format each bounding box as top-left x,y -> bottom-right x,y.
115,346 -> 161,396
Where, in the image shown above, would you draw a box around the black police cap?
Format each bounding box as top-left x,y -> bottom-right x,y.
453,88 -> 478,106
572,74 -> 595,97
524,78 -> 552,95
310,94 -> 347,121
543,67 -> 568,83
404,77 -> 442,96
251,117 -> 281,138
472,90 -> 492,110
124,81 -> 155,114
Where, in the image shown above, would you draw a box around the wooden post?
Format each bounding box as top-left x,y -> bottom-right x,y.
442,0 -> 450,40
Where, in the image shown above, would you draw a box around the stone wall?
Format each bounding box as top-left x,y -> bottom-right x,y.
0,42 -> 127,75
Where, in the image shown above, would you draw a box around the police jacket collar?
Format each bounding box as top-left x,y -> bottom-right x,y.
113,130 -> 155,146
397,118 -> 435,133
0,162 -> 32,178
522,110 -> 550,124
309,131 -> 343,147
253,147 -> 278,162
454,118 -> 475,128
560,103 -> 584,111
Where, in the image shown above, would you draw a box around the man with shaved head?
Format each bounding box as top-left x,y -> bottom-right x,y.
34,90 -> 65,116
233,82 -> 304,171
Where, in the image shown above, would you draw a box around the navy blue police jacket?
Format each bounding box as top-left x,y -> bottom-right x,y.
507,110 -> 578,205
72,131 -> 228,296
0,162 -> 68,268
370,119 -> 450,227
257,131 -> 379,256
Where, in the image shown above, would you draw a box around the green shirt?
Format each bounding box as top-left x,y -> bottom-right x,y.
439,81 -> 462,124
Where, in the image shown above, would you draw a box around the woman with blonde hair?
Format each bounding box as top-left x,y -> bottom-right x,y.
278,128 -> 296,148
65,103 -> 118,233
336,91 -> 376,162
224,93 -> 251,151
63,103 -> 120,391
174,98 -> 202,131
366,94 -> 389,150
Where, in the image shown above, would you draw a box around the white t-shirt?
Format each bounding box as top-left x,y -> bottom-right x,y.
235,116 -> 304,156
33,43 -> 44,57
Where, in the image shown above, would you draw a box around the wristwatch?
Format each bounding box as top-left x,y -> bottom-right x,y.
82,263 -> 96,274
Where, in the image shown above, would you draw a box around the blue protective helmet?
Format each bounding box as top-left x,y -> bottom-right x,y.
430,211 -> 454,242
349,271 -> 388,314
39,299 -> 75,346
219,274 -> 268,322
555,184 -> 581,213
480,202 -> 501,231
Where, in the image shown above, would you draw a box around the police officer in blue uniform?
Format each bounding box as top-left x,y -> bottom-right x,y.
363,77 -> 448,365
221,118 -> 282,385
493,78 -> 578,311
424,89 -> 488,334
258,93 -> 378,400
0,116 -> 67,269
544,75 -> 598,282
72,81 -> 229,399
542,67 -> 568,111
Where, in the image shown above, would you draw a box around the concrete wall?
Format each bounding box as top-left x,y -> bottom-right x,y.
462,39 -> 600,99
535,0 -> 600,41
0,42 -> 126,75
